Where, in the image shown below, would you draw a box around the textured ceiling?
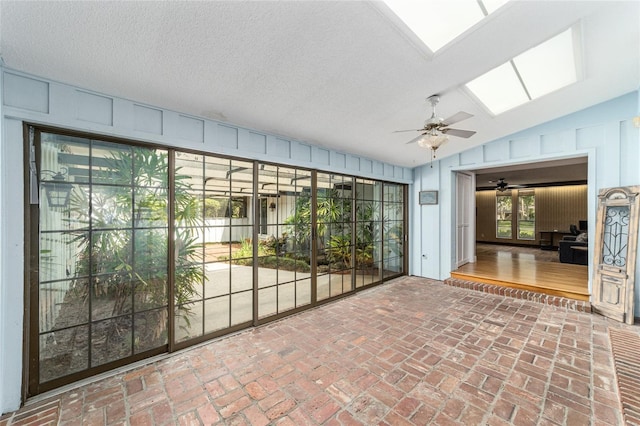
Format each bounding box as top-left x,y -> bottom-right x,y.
0,1 -> 638,168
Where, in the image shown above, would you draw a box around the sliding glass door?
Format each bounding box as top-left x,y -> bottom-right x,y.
35,132 -> 170,392
257,164 -> 312,320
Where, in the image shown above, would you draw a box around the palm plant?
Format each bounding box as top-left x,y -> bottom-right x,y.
65,147 -> 203,357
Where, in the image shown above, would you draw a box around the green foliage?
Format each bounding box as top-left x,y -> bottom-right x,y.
68,147 -> 204,348
327,234 -> 352,268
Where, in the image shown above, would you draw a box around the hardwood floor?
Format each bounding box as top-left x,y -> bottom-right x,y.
451,243 -> 590,301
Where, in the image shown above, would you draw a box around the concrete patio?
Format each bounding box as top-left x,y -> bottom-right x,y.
1,276 -> 630,425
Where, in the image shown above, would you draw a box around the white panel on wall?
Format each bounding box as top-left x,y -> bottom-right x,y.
620,120 -> 640,186
133,104 -> 163,135
541,130 -> 572,154
403,168 -> 413,181
510,136 -> 538,158
361,158 -> 372,174
245,132 -> 267,154
178,115 -> 204,143
576,125 -> 604,149
332,152 -> 346,169
347,155 -> 360,171
218,124 -> 239,149
312,148 -> 330,166
483,140 -> 508,162
292,143 -> 311,162
273,138 -> 291,158
384,163 -> 393,177
76,91 -> 113,126
394,166 -> 403,179
459,146 -> 482,165
373,161 -> 383,175
3,72 -> 49,113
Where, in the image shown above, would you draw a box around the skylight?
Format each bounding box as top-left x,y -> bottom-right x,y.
384,0 -> 510,52
466,28 -> 578,115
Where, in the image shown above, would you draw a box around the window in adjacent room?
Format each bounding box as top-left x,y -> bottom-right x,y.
496,193 -> 512,238
517,191 -> 535,240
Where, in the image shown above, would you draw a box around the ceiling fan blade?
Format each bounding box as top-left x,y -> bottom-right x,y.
442,128 -> 476,138
442,111 -> 473,126
393,129 -> 422,133
405,133 -> 426,144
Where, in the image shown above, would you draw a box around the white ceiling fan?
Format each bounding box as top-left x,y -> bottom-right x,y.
395,95 -> 476,160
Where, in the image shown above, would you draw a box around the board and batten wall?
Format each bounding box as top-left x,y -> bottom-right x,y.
476,185 -> 588,246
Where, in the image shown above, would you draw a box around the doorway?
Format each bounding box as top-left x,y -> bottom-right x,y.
452,157 -> 590,299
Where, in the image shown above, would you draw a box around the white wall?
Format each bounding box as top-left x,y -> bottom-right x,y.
411,91 -> 640,310
0,67 -> 413,414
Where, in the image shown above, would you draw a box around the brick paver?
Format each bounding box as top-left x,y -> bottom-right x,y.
2,276 -> 632,425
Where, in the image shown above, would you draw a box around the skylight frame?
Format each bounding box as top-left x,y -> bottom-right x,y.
383,0 -> 511,53
465,26 -> 581,116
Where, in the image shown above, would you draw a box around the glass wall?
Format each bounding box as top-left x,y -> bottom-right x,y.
30,128 -> 406,394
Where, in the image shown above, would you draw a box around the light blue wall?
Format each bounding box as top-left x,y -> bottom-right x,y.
411,91 -> 640,312
0,67 -> 413,414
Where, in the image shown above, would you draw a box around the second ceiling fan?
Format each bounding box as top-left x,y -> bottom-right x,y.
495,177 -> 527,192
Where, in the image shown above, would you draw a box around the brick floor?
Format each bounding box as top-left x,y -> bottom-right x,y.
1,276 -> 632,425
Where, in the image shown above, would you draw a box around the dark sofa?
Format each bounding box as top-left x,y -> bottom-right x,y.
558,234 -> 588,265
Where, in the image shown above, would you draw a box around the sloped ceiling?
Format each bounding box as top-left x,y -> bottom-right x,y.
0,1 -> 638,168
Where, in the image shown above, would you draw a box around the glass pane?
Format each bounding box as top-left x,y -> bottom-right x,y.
134,308 -> 168,353
205,262 -> 231,298
602,205 -> 630,267
296,279 -> 311,307
316,276 -> 330,301
40,325 -> 89,383
134,187 -> 168,228
132,148 -> 168,188
205,296 -> 230,334
175,301 -> 203,343
41,184 -> 90,231
92,230 -> 132,274
277,282 -> 295,313
39,280 -> 89,332
91,275 -> 133,321
258,287 -> 277,319
134,229 -> 167,279
329,273 -> 347,297
496,195 -> 512,238
134,279 -> 167,312
517,193 -> 535,240
91,142 -> 132,186
91,316 -> 133,367
231,291 -> 252,325
39,231 -> 88,283
92,185 -> 132,229
258,260 -> 277,289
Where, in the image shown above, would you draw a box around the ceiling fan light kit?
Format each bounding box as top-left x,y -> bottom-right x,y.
417,132 -> 448,156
